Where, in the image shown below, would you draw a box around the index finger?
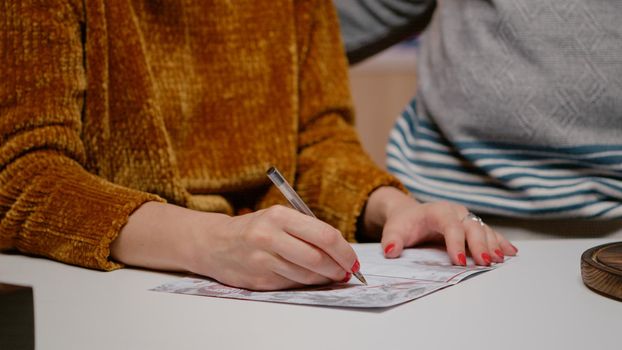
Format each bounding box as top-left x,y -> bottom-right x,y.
279,207 -> 359,274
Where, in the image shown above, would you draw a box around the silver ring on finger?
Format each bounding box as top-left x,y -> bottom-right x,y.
462,211 -> 485,227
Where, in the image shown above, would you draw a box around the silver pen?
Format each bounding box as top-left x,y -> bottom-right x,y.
266,166 -> 367,285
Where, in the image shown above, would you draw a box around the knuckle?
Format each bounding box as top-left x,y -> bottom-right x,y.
454,205 -> 470,218
248,251 -> 270,267
430,201 -> 453,214
262,205 -> 288,222
251,276 -> 274,291
305,250 -> 325,269
317,225 -> 340,246
328,266 -> 347,281
433,200 -> 466,217
435,200 -> 453,208
247,230 -> 273,249
300,272 -> 320,285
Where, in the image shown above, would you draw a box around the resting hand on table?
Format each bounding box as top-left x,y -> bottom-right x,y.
362,187 -> 517,266
112,202 -> 356,291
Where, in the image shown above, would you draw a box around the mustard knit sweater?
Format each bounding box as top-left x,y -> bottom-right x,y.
0,1 -> 402,270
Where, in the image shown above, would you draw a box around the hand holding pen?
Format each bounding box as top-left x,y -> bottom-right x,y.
173,167 -> 366,291
267,167 -> 367,285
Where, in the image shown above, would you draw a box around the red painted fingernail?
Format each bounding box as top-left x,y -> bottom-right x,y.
351,260 -> 360,273
341,272 -> 351,283
384,243 -> 395,255
481,252 -> 491,265
495,249 -> 504,259
457,253 -> 467,266
511,244 -> 519,253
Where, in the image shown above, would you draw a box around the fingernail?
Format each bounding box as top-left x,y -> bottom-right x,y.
384,243 -> 396,255
457,252 -> 467,266
495,249 -> 504,260
351,260 -> 360,273
481,252 -> 491,265
511,244 -> 519,253
341,272 -> 351,283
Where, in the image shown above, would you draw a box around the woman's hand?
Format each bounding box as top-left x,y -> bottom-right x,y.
190,205 -> 359,290
112,202 -> 357,291
362,187 -> 517,266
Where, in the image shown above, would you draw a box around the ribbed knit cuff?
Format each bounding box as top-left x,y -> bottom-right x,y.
328,167 -> 406,242
6,157 -> 164,271
297,157 -> 406,243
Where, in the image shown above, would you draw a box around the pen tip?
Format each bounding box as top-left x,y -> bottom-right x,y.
353,271 -> 368,286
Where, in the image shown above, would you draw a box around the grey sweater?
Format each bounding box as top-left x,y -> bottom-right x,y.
341,0 -> 622,218
417,0 -> 622,147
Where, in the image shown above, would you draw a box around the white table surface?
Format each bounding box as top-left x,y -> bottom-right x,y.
2,222 -> 622,350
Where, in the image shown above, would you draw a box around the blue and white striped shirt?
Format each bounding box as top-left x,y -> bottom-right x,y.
387,99 -> 622,219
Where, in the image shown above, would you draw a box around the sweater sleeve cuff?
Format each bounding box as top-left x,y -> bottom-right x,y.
297,161 -> 406,243
8,158 -> 164,271
334,168 -> 406,242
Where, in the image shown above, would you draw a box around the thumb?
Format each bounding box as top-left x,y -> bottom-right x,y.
381,228 -> 405,259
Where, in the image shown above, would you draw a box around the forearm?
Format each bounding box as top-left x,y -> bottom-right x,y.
110,201 -> 228,272
336,0 -> 436,63
112,202 -> 362,290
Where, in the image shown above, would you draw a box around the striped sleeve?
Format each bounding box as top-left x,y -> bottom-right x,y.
387,98 -> 622,219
